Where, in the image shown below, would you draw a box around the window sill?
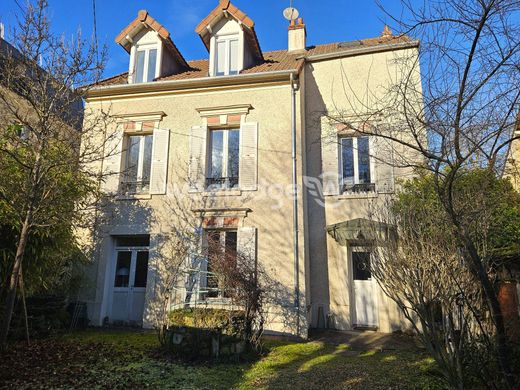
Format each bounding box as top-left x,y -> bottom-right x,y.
333,192 -> 379,200
116,193 -> 152,201
203,189 -> 242,197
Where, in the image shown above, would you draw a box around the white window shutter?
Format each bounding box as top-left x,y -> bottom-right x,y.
237,227 -> 257,266
374,138 -> 395,194
188,125 -> 207,192
102,126 -> 124,194
239,122 -> 258,191
149,128 -> 170,195
320,120 -> 340,195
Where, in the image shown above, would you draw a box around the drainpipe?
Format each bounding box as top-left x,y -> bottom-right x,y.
290,72 -> 300,334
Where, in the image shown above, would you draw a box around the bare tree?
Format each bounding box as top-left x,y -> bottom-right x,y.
0,0 -> 111,348
324,0 -> 519,386
148,167 -> 265,351
368,176 -> 504,388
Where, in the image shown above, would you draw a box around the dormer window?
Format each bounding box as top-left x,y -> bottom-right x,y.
196,2 -> 264,78
134,46 -> 158,83
116,11 -> 189,84
215,35 -> 239,76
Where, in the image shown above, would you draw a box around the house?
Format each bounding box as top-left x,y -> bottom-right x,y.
82,1 -> 423,336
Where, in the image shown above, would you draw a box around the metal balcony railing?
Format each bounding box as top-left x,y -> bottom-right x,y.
165,255 -> 237,311
205,176 -> 239,190
120,180 -> 150,195
341,182 -> 376,194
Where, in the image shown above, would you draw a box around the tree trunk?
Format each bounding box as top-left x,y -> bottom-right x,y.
458,229 -> 515,389
0,211 -> 32,350
19,265 -> 30,345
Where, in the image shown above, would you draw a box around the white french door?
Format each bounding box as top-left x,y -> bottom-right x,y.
352,251 -> 378,328
111,248 -> 149,325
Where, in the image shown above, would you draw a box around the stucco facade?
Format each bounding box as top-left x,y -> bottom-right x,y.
81,2 -> 423,337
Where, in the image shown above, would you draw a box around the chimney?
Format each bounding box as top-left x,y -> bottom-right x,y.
0,23 -> 4,40
381,25 -> 393,38
288,18 -> 306,53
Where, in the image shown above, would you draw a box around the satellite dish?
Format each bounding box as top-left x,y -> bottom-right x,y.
283,7 -> 299,21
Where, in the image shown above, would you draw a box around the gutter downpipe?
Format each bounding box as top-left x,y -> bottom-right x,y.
290,72 -> 300,335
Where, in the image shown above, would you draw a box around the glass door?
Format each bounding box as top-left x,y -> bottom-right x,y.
110,247 -> 149,325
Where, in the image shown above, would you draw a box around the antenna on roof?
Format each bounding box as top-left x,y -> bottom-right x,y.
283,0 -> 299,21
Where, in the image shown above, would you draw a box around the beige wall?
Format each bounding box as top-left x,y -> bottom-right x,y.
84,79 -> 308,336
506,132 -> 520,191
83,45 -> 423,336
303,47 -> 422,332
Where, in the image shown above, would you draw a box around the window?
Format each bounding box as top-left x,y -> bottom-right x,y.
205,230 -> 237,299
113,235 -> 150,289
214,35 -> 239,76
121,133 -> 153,194
352,251 -> 371,281
133,47 -> 158,83
114,251 -> 131,287
340,136 -> 374,193
207,128 -> 239,190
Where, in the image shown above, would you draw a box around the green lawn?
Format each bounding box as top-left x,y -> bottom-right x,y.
0,330 -> 442,389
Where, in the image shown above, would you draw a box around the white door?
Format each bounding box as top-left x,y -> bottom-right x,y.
352,251 -> 378,328
111,248 -> 149,326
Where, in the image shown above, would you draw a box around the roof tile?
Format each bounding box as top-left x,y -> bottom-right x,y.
94,35 -> 414,87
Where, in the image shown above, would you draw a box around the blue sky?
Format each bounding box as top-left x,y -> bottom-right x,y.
0,0 -> 407,77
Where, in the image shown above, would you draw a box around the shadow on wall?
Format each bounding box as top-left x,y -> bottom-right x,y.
80,194 -> 155,324
303,62 -> 331,329
123,158 -> 309,336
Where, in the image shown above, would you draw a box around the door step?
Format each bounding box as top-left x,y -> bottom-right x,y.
353,325 -> 378,331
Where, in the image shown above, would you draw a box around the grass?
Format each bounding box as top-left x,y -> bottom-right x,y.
0,330 -> 443,389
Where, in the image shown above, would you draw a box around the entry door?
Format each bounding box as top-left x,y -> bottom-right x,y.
352,251 -> 378,328
111,249 -> 149,325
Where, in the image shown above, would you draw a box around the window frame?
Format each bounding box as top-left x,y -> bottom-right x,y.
204,229 -> 238,300
121,131 -> 153,195
207,127 -> 240,190
339,135 -> 375,194
213,34 -> 240,76
113,235 -> 150,290
133,44 -> 158,83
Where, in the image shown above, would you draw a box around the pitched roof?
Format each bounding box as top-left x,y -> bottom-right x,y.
195,0 -> 263,61
115,10 -> 189,69
93,35 -> 415,87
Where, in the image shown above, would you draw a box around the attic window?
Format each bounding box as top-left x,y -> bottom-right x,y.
134,46 -> 158,83
214,35 -> 239,76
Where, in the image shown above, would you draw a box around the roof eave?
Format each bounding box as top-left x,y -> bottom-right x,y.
302,40 -> 420,62
85,69 -> 299,99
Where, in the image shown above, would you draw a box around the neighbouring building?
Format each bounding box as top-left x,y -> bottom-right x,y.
81,1 -> 423,336
505,115 -> 520,191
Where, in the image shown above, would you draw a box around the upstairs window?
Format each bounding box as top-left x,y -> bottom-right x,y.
134,46 -> 158,83
121,133 -> 153,194
207,128 -> 240,190
214,35 -> 239,76
340,136 -> 374,193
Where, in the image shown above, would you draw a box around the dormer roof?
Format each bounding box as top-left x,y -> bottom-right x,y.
195,0 -> 263,61
115,10 -> 189,69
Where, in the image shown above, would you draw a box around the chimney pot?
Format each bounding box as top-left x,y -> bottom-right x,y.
381,25 -> 393,38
